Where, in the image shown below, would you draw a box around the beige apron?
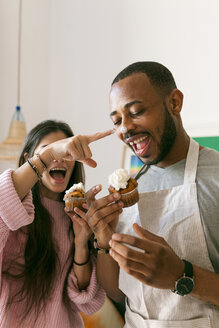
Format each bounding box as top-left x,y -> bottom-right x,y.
118,138 -> 219,327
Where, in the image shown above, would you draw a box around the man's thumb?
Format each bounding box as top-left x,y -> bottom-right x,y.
133,223 -> 161,243
85,184 -> 102,206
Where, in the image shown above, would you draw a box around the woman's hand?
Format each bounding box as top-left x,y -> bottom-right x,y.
65,208 -> 92,247
65,207 -> 93,290
39,129 -> 114,168
74,185 -> 124,248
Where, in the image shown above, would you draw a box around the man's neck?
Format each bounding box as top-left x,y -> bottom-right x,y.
156,132 -> 190,168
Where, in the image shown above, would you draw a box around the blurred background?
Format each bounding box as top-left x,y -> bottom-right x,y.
0,0 -> 219,195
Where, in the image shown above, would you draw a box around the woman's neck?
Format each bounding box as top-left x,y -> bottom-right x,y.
39,184 -> 62,201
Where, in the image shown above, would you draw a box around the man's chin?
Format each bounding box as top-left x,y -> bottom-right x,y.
139,155 -> 161,166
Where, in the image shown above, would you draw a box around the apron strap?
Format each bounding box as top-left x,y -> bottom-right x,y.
134,163 -> 149,181
184,137 -> 200,184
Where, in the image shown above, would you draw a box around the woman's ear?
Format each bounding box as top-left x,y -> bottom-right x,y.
24,152 -> 28,161
169,89 -> 184,115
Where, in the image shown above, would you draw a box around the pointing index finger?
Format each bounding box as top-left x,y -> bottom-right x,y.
86,129 -> 115,144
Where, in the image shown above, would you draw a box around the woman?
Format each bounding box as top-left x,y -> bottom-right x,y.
0,119 -> 112,328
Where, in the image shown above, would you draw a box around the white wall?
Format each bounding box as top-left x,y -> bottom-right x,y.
1,0 -> 219,193
0,0 -> 51,140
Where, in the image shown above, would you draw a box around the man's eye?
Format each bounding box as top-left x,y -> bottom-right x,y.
130,109 -> 144,117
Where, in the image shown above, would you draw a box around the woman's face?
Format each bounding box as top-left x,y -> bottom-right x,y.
34,130 -> 75,201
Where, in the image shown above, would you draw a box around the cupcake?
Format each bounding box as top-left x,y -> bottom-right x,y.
108,168 -> 139,207
64,182 -> 86,213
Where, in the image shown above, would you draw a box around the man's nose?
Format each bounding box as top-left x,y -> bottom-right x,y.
120,116 -> 135,134
120,125 -> 128,133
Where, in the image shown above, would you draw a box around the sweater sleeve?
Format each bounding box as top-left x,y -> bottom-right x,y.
0,169 -> 34,233
0,169 -> 34,290
67,256 -> 106,315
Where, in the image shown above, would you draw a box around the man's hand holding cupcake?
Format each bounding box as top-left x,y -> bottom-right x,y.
74,184 -> 124,251
108,168 -> 139,207
74,168 -> 139,252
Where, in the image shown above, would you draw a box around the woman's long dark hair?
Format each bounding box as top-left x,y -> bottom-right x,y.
5,119 -> 85,318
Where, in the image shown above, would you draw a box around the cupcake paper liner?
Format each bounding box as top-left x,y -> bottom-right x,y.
120,188 -> 139,208
64,197 -> 86,213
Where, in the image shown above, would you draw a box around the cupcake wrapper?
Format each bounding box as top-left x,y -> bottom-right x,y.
64,197 -> 86,213
121,188 -> 139,208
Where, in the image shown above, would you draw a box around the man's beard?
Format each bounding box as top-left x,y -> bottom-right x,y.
146,102 -> 177,165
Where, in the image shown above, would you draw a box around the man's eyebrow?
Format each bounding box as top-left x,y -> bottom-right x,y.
110,100 -> 142,117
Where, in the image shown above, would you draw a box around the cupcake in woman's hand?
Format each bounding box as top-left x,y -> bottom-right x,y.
108,168 -> 139,207
64,182 -> 86,213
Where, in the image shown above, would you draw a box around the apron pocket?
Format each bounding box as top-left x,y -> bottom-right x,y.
125,312 -> 212,328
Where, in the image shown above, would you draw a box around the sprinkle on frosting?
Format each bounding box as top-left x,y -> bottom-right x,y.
108,168 -> 130,191
65,182 -> 85,195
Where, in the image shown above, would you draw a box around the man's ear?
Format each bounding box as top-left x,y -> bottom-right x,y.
169,89 -> 184,115
24,152 -> 28,161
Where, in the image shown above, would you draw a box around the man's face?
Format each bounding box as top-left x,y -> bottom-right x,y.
109,73 -> 177,165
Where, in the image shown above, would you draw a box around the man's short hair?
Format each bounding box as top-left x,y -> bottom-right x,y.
112,61 -> 177,96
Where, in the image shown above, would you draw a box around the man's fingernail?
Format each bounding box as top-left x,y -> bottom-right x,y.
111,233 -> 119,240
92,184 -> 101,192
113,192 -> 120,199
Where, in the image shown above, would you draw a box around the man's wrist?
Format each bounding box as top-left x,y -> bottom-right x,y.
172,260 -> 195,296
94,232 -> 113,249
93,237 -> 111,254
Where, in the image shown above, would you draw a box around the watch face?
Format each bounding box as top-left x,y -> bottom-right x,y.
176,277 -> 194,296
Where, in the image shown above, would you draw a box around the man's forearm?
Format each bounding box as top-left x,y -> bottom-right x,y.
97,253 -> 125,302
192,265 -> 219,306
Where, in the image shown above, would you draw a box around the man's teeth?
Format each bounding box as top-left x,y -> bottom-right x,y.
129,136 -> 148,146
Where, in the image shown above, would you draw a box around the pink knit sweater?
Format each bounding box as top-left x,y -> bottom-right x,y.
0,170 -> 105,328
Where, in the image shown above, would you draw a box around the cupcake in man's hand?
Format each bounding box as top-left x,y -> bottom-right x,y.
108,168 -> 139,207
64,182 -> 86,213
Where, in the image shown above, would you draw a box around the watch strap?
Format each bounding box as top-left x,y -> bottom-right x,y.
172,259 -> 194,295
182,259 -> 193,278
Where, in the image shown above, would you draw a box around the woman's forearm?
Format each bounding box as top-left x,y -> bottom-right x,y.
12,155 -> 46,200
73,245 -> 92,290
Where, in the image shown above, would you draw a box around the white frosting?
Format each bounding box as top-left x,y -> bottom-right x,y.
65,182 -> 85,195
108,168 -> 130,191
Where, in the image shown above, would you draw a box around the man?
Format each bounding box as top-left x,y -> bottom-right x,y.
76,62 -> 219,327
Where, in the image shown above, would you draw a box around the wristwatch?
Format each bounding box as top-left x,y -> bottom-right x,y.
172,259 -> 195,296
